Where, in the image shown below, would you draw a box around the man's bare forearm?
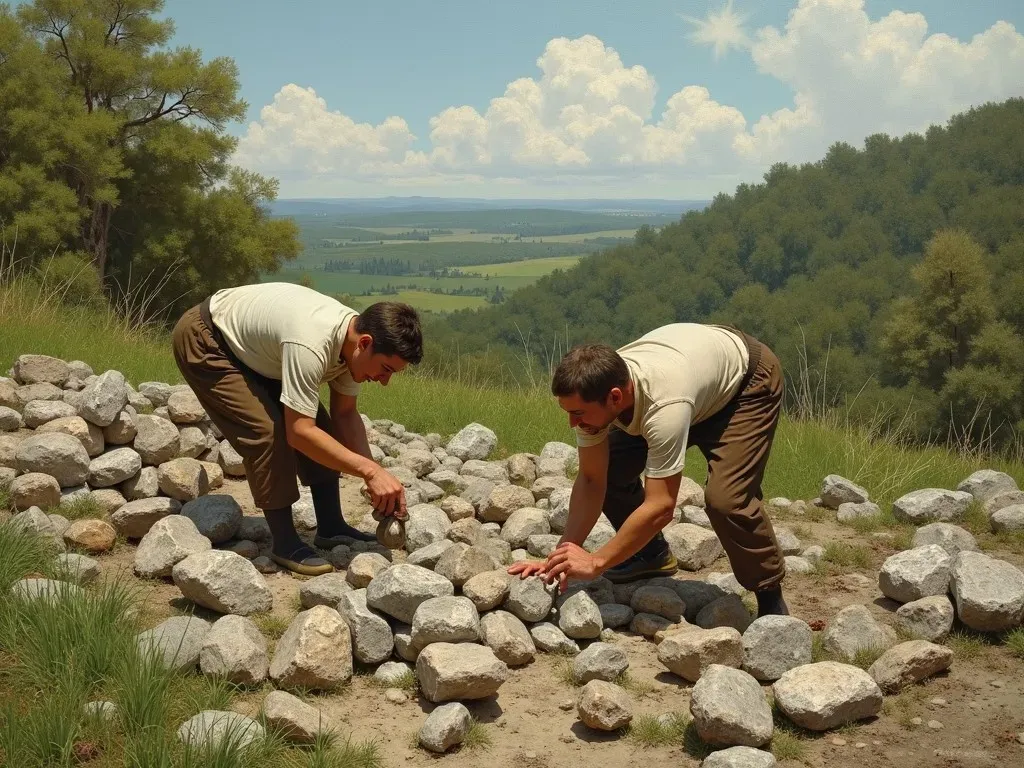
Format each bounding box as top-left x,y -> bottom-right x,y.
593,500 -> 674,570
560,475 -> 606,546
288,425 -> 378,481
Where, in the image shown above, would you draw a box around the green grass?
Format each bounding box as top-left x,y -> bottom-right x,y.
462,254 -> 584,277
1003,628 -> 1024,659
946,630 -> 986,661
0,520 -> 55,589
822,542 -> 873,569
347,290 -> 488,313
625,712 -> 688,748
461,718 -> 493,751
52,494 -> 105,521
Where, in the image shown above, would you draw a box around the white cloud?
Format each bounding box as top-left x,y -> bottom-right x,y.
233,1 -> 1024,196
681,0 -> 752,60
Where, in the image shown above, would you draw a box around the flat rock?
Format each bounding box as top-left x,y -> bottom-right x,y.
406,540 -> 455,569
262,690 -> 333,744
11,577 -> 83,603
949,551 -> 1024,632
701,747 -> 777,767
337,589 -> 394,665
137,615 -> 212,671
111,496 -> 181,538
820,475 -> 870,508
480,609 -> 537,666
199,615 -> 269,685
631,585 -> 686,622
658,626 -> 743,682
837,501 -> 881,522
991,504 -> 1024,532
22,399 -> 77,428
691,664 -> 773,747
416,642 -> 508,702
572,641 -> 628,684
365,562 -> 455,623
893,489 -> 973,524
270,605 -> 353,691
529,622 -> 579,655
772,661 -> 883,731
172,550 -> 272,616
911,522 -> 978,558
742,615 -> 813,681
957,469 -> 1018,502
410,595 -> 481,648
13,354 -> 70,386
578,680 -> 632,731
867,640 -> 953,693
878,545 -> 952,604
419,702 -> 472,753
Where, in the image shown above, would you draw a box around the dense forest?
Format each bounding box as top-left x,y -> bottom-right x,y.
431,99 -> 1024,450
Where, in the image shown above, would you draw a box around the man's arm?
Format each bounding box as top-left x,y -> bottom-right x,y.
329,389 -> 373,461
590,473 -> 679,570
559,440 -> 610,547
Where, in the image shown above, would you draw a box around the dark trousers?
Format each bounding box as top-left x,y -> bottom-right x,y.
171,301 -> 338,510
602,334 -> 787,591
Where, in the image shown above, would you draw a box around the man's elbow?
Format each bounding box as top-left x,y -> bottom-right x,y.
651,501 -> 676,530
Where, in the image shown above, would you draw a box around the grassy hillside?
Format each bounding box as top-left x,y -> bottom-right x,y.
3,280 -> 1022,508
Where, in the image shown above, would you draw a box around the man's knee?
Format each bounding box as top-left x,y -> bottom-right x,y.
704,483 -> 747,517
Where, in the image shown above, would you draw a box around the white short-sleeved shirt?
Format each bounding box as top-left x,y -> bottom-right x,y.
574,324 -> 748,478
208,282 -> 361,418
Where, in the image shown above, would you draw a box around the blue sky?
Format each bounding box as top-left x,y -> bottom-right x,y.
162,0 -> 1024,198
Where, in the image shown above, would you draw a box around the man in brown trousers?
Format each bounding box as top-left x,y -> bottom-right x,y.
172,281 -> 422,576
509,322 -> 790,617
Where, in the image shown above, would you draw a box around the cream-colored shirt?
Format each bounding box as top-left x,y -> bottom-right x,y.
575,324 -> 748,478
208,282 -> 360,418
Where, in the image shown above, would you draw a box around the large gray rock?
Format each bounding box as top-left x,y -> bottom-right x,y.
181,495 -> 243,544
445,423 -> 497,461
22,399 -> 77,428
665,523 -> 724,570
697,595 -> 753,633
262,690 -> 333,745
434,544 -> 500,587
365,563 -> 455,623
55,553 -> 101,585
741,615 -> 813,681
690,665 -> 773,747
336,589 -> 394,665
911,523 -> 979,559
12,382 -> 63,407
461,459 -> 510,484
983,489 -> 1024,516
134,415 -> 180,465
139,382 -> 173,407
297,573 -> 352,609
481,484 -> 535,523
836,501 -> 882,522
13,354 -> 70,386
820,475 -> 870,508
658,626 -> 743,682
111,497 -> 182,538
10,473 -> 61,510
821,605 -> 896,661
531,475 -> 573,501
134,515 -> 213,578
103,407 -> 137,445
772,661 -> 883,731
11,577 -> 82,603
419,702 -> 472,753
406,540 -> 455,570
631,585 -> 686,622
157,458 -> 210,502
176,426 -> 208,459
404,503 -> 451,552
176,711 -> 263,750
463,570 -> 512,611
80,371 -> 129,427
0,405 -> 23,431
172,550 -> 273,616
867,640 -> 953,693
599,603 -> 634,630
530,622 -> 579,655
479,610 -> 537,666
416,642 -> 508,702
270,606 -> 353,691
701,747 -> 777,768
199,615 -> 269,685
504,574 -> 556,623
121,466 -> 159,500
577,680 -> 632,731
500,507 -> 549,546
506,453 -> 537,488
410,595 -> 481,648
558,589 -> 604,640
991,505 -> 1024,533
167,388 -> 205,424
397,448 -> 439,478
426,469 -> 470,496
538,441 -> 576,476
15,432 -> 90,487
893,488 -> 973,524
459,477 -> 496,514
957,469 -> 1018,502
88,447 -> 142,488
949,551 -> 1024,632
571,641 -> 628,684
136,615 -> 212,671
894,595 -> 955,642
878,545 -> 952,604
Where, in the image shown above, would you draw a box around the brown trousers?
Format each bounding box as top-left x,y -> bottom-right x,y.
171,301 -> 338,510
604,331 -> 786,591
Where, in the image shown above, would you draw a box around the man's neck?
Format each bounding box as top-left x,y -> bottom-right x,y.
615,379 -> 636,426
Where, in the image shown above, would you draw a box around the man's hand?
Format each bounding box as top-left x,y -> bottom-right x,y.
507,560 -> 548,579
365,465 -> 407,520
540,542 -> 605,590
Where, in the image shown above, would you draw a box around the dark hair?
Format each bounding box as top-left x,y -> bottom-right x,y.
551,344 -> 629,403
355,302 -> 423,364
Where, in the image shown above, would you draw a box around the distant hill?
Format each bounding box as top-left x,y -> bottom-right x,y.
270,198 -> 708,217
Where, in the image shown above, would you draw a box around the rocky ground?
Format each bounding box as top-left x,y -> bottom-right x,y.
4,354 -> 1024,767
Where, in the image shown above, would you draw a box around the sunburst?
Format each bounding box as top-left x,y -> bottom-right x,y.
681,0 -> 751,60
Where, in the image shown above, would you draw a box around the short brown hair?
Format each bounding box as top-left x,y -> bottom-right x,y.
551,344 -> 629,403
355,302 -> 423,364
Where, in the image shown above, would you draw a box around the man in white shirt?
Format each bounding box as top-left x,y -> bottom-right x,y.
510,323 -> 790,617
172,282 -> 421,575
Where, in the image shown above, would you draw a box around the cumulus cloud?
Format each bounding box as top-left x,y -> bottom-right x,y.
232,0 -> 1024,194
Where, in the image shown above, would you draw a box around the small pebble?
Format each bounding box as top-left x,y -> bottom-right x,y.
1016,732 -> 1024,745
991,680 -> 1005,688
927,720 -> 943,730
911,717 -> 923,726
384,688 -> 407,704
855,743 -> 867,749
929,697 -> 947,706
872,741 -> 882,746
560,735 -> 573,744
831,737 -> 847,746
558,699 -> 574,711
968,702 -> 980,709
525,751 -> 537,759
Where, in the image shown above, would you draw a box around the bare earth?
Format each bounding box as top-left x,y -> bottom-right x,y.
98,476 -> 1024,768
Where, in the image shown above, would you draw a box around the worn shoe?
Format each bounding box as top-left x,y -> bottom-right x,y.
603,550 -> 678,584
313,529 -> 376,549
270,546 -> 334,576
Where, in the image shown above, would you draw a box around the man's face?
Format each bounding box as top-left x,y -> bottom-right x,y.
349,337 -> 407,386
557,390 -> 622,434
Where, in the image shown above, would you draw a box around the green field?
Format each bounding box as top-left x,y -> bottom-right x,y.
463,255 -> 583,277
348,290 -> 488,312
271,269 -> 535,297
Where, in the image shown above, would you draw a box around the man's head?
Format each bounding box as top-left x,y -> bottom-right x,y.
347,302 -> 423,385
551,344 -> 631,433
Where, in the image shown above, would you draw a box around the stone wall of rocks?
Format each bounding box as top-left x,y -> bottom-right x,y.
5,353 -> 1024,763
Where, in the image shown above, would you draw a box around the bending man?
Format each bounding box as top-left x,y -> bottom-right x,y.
172,281 -> 421,575
510,322 -> 790,617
